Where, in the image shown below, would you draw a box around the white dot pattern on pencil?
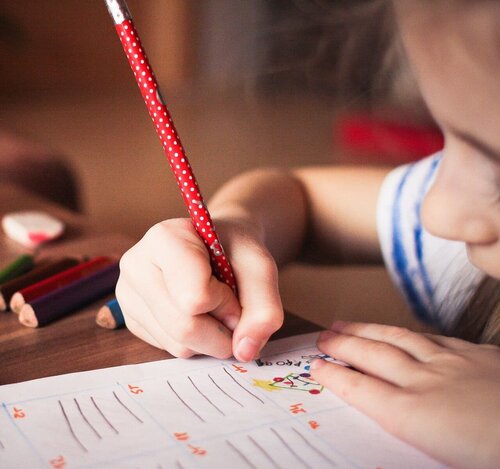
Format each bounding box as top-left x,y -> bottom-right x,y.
116,20 -> 236,291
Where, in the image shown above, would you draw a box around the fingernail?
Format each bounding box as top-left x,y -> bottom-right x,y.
330,320 -> 349,331
310,358 -> 325,370
235,336 -> 261,362
222,315 -> 239,331
318,330 -> 336,342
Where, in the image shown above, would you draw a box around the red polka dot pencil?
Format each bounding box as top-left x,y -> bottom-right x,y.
104,0 -> 236,293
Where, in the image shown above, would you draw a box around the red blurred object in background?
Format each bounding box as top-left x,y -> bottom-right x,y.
335,113 -> 444,164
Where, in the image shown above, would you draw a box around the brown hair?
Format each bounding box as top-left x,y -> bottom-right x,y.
450,277 -> 500,345
261,0 -> 423,108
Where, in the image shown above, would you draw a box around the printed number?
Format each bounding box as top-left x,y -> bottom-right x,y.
174,432 -> 189,441
289,403 -> 306,414
49,455 -> 66,469
308,420 -> 319,430
232,364 -> 247,373
188,444 -> 207,456
128,384 -> 143,395
13,407 -> 25,419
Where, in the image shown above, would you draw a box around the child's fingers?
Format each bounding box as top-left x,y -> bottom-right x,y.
120,252 -> 182,327
164,269 -> 240,327
158,274 -> 237,358
231,250 -> 283,362
120,265 -> 234,359
317,331 -> 422,386
126,294 -> 232,359
310,360 -> 402,433
330,321 -> 442,362
124,314 -> 191,356
203,275 -> 241,330
123,315 -> 163,349
422,333 -> 473,350
172,314 -> 235,359
116,279 -> 196,358
146,221 -> 242,325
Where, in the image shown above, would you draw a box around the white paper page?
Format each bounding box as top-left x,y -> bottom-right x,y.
0,333 -> 444,468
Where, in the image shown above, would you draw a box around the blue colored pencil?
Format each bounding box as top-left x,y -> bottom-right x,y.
96,298 -> 125,329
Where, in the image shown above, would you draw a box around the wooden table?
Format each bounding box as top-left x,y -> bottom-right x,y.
0,184 -> 319,385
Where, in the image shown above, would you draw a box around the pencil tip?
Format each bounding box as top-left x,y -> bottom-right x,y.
9,293 -> 23,314
96,306 -> 116,329
19,304 -> 38,328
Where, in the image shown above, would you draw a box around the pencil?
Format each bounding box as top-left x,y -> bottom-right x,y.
0,257 -> 80,311
96,298 -> 125,329
10,256 -> 113,314
19,262 -> 120,328
0,254 -> 34,285
104,0 -> 236,293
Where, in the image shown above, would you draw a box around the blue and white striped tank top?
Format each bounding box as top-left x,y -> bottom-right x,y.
377,152 -> 483,331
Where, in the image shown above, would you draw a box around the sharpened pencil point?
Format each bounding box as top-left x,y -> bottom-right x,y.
9,292 -> 24,314
96,298 -> 124,329
96,305 -> 117,329
19,304 -> 38,328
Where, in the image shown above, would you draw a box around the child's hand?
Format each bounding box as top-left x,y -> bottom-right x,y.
116,218 -> 283,361
311,322 -> 500,469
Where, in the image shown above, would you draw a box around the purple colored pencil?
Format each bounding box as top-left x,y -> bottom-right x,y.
19,262 -> 120,328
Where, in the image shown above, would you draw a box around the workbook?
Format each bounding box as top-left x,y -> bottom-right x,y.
0,333 -> 442,468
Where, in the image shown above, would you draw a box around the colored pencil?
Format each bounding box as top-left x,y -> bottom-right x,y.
96,298 -> 125,329
0,257 -> 80,311
104,0 -> 236,293
19,262 -> 120,328
0,254 -> 34,285
10,256 -> 113,314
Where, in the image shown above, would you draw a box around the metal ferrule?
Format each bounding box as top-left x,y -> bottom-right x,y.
104,0 -> 132,24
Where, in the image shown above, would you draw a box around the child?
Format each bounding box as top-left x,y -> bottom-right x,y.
116,0 -> 500,466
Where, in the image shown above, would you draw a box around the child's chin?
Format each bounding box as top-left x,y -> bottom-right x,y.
466,244 -> 500,279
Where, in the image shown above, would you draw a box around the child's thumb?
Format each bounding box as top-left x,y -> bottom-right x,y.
231,263 -> 284,362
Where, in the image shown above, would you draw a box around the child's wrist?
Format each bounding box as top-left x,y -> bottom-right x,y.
209,205 -> 265,243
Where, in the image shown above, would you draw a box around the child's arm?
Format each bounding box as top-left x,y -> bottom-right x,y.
116,165 -> 389,361
209,166 -> 388,266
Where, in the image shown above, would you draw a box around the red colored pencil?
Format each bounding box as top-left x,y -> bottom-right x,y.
104,0 -> 236,293
10,256 -> 113,314
0,257 -> 80,311
19,262 -> 120,328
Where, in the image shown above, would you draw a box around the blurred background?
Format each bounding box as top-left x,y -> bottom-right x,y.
0,0 -> 442,329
